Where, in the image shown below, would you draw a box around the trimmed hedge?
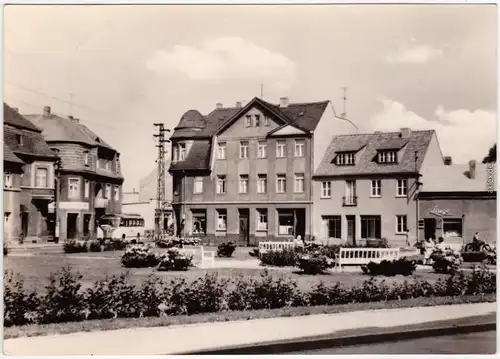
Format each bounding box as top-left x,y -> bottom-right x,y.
361,258 -> 417,277
4,265 -> 496,327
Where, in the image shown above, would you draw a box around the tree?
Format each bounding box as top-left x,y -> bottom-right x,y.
482,143 -> 497,163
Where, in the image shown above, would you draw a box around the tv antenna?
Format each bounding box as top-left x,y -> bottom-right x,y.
340,87 -> 348,119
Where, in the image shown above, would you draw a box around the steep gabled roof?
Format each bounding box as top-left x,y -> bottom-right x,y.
24,113 -> 116,152
315,130 -> 435,177
3,103 -> 41,132
3,143 -> 25,164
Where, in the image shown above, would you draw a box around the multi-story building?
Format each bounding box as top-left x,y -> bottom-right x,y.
169,96 -> 357,245
3,103 -> 59,242
25,106 -> 124,241
312,128 -> 445,248
418,159 -> 496,247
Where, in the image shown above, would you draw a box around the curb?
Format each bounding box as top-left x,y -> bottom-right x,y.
184,321 -> 496,355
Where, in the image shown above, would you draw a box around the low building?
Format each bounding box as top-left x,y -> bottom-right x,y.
312,128 -> 445,247
3,103 -> 59,242
418,160 -> 497,247
25,106 -> 124,241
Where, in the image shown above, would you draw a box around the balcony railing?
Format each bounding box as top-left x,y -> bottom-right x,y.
342,196 -> 358,207
94,197 -> 109,208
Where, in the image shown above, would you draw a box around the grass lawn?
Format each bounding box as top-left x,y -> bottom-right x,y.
4,294 -> 496,339
6,249 -> 449,293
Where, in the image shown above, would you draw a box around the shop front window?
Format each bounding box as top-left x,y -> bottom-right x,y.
443,218 -> 463,237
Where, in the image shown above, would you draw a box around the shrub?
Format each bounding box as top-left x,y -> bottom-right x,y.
4,242 -> 9,256
63,240 -> 88,253
431,247 -> 463,274
217,241 -> 237,258
88,240 -> 102,252
260,248 -> 299,267
462,251 -> 488,263
121,244 -> 159,268
3,270 -> 41,326
37,267 -> 86,324
157,248 -> 193,271
361,258 -> 417,277
297,251 -> 335,274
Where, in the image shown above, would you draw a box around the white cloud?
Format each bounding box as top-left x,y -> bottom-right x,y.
370,98 -> 496,163
145,36 -> 297,91
386,45 -> 444,64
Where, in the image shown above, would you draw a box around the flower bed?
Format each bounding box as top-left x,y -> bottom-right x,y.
3,265 -> 496,327
361,258 -> 417,277
121,245 -> 159,268
296,251 -> 335,274
157,248 -> 193,271
430,247 -> 463,274
155,236 -> 201,249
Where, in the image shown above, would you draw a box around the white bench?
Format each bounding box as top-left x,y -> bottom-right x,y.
180,245 -> 216,269
258,241 -> 295,255
336,247 -> 400,271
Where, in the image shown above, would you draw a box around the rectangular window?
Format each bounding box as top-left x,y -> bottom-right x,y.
255,114 -> 261,127
294,140 -> 305,157
173,176 -> 180,195
239,141 -> 249,159
194,177 -> 203,194
16,134 -> 22,146
35,167 -> 48,188
321,181 -> 331,198
84,180 -> 90,199
114,185 -> 119,201
361,215 -> 382,239
278,210 -> 294,235
105,184 -> 111,199
4,173 -> 13,188
396,215 -> 407,234
276,140 -> 286,158
337,152 -> 355,165
216,209 -> 227,230
192,210 -> 207,235
245,115 -> 252,128
443,218 -> 463,237
257,209 -> 268,231
264,116 -> 270,126
294,173 -> 304,193
239,174 -> 249,193
216,175 -> 226,194
371,179 -> 381,197
68,178 -> 80,199
217,142 -> 227,160
179,144 -> 186,161
345,180 -> 356,204
397,179 -> 408,196
173,147 -> 179,162
323,216 -> 341,238
276,174 -> 286,193
258,141 -> 267,158
378,150 -> 397,163
257,174 -> 267,193
84,152 -> 89,166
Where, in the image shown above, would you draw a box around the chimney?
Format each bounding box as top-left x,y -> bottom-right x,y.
12,107 -> 19,113
235,101 -> 242,109
216,103 -> 223,110
279,97 -> 289,108
400,127 -> 411,138
468,160 -> 476,179
444,156 -> 452,165
43,106 -> 51,116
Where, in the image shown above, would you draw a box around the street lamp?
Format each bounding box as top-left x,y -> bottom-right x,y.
54,156 -> 63,243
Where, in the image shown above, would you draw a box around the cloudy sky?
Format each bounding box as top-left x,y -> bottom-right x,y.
4,4 -> 497,190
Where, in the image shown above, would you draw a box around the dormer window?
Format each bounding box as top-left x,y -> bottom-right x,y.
245,115 -> 252,128
16,134 -> 23,146
336,152 -> 355,166
179,143 -> 186,160
84,151 -> 89,166
378,150 -> 397,164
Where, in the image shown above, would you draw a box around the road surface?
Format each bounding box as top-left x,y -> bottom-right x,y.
299,331 -> 496,354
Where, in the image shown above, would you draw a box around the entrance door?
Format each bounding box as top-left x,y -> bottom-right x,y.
21,212 -> 29,237
346,215 -> 356,245
238,209 -> 250,245
424,218 -> 437,240
67,214 -> 78,239
83,214 -> 91,237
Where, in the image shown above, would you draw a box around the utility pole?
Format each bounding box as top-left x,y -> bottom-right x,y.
260,80 -> 264,99
340,87 -> 348,119
153,123 -> 170,240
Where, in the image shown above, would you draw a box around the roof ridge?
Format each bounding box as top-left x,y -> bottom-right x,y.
332,129 -> 435,137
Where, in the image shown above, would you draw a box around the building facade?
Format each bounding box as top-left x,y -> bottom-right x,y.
3,103 -> 59,242
169,97 -> 357,245
418,160 -> 496,247
25,106 -> 124,241
312,128 -> 445,248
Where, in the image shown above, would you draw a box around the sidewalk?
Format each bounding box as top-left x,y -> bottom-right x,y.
3,302 -> 496,356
